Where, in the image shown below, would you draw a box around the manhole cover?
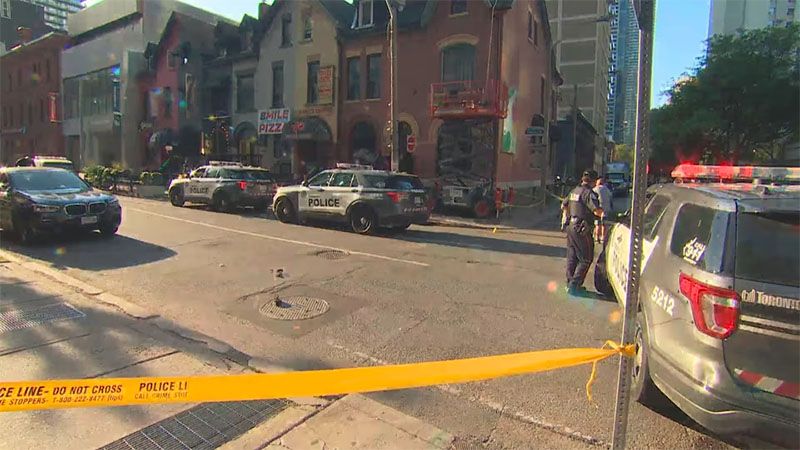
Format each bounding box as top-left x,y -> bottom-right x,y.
313,249 -> 348,260
259,296 -> 329,320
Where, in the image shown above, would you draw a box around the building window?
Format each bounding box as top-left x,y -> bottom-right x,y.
450,0 -> 467,15
366,54 -> 381,99
236,74 -> 255,112
40,98 -> 45,122
168,52 -> 177,69
281,14 -> 292,46
528,12 -> 533,40
441,44 -> 475,82
358,0 -> 374,27
302,10 -> 312,40
1,0 -> 10,19
45,58 -> 51,82
307,61 -> 320,104
346,57 -> 361,100
163,87 -> 173,117
272,62 -> 284,108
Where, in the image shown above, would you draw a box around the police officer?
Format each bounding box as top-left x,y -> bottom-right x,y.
561,170 -> 604,295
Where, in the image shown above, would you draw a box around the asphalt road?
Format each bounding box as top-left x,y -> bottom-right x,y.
3,196 -> 740,450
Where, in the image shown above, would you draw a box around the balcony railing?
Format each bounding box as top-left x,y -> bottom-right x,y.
430,79 -> 508,119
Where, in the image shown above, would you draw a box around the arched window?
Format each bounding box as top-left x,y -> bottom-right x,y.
441,43 -> 476,82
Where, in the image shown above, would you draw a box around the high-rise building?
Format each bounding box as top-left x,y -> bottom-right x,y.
607,0 -> 639,146
546,0 -> 612,170
709,0 -> 798,36
0,0 -> 52,54
18,0 -> 82,31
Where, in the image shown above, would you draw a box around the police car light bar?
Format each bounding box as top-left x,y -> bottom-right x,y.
209,161 -> 244,166
671,164 -> 800,183
336,163 -> 373,170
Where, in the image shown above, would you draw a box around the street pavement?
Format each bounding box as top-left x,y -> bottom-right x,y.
0,195 -> 743,449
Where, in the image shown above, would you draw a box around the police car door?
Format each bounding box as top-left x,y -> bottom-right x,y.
199,167 -> 220,201
607,193 -> 672,306
298,171 -> 333,219
186,167 -> 208,200
326,172 -> 357,220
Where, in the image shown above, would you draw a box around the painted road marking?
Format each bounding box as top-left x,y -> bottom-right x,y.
128,208 -> 430,267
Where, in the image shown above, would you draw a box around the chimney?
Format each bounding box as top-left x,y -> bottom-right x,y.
17,27 -> 33,44
258,1 -> 270,21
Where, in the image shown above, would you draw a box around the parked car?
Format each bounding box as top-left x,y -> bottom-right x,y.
272,164 -> 429,234
16,155 -> 77,172
167,162 -> 275,211
603,164 -> 800,445
0,167 -> 122,244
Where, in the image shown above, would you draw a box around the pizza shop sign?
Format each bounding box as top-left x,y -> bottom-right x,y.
258,108 -> 291,134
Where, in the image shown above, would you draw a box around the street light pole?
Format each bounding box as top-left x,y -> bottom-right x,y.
385,0 -> 400,172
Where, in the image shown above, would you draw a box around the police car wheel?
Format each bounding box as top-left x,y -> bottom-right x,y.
274,198 -> 297,223
631,312 -> 661,405
212,193 -> 233,212
349,206 -> 376,234
169,188 -> 185,207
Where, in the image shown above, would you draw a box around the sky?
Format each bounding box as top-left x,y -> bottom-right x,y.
83,0 -> 710,109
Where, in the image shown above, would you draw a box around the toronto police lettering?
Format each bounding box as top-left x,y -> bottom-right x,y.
308,197 -> 340,208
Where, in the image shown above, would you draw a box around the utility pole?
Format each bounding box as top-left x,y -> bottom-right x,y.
610,0 -> 655,448
570,83 -> 578,179
385,0 -> 401,172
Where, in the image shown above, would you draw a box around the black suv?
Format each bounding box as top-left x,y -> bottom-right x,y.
0,167 -> 122,244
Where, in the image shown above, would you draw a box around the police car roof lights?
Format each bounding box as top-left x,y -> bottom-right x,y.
671,164 -> 800,184
335,163 -> 373,170
208,161 -> 244,167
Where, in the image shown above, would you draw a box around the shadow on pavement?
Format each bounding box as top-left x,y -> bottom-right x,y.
395,229 -> 567,258
1,232 -> 176,271
181,203 -> 276,220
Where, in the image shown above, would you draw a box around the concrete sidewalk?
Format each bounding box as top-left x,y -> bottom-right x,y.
429,200 -> 562,233
0,254 -> 454,450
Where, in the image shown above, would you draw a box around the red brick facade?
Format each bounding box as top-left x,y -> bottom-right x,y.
0,33 -> 69,165
338,0 -> 554,187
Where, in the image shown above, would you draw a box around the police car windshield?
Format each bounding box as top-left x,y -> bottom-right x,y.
362,174 -> 423,191
10,170 -> 89,192
735,211 -> 799,287
222,169 -> 274,182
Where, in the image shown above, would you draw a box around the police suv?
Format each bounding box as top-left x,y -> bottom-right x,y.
272,164 -> 429,234
167,162 -> 275,211
604,164 -> 799,444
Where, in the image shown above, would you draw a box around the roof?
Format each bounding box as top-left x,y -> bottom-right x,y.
670,182 -> 800,202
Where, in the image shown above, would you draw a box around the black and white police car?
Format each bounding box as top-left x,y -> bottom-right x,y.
272,164 -> 429,234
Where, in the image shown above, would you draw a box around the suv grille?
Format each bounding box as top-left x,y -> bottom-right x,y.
65,204 -> 87,216
89,202 -> 106,214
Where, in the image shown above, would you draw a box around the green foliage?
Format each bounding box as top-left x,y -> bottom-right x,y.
138,172 -> 165,186
612,144 -> 634,165
650,23 -> 799,165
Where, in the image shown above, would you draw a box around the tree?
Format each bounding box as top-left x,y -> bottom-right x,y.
612,144 -> 634,165
649,24 -> 799,165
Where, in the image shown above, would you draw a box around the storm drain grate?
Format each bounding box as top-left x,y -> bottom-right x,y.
0,302 -> 85,333
259,296 -> 329,320
313,249 -> 349,260
98,400 -> 289,450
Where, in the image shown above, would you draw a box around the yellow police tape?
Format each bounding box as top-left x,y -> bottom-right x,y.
0,342 -> 633,412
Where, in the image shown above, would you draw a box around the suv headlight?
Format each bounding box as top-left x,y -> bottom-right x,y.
33,204 -> 61,213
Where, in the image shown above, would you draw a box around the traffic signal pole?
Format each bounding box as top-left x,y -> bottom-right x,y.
386,0 -> 400,172
610,0 -> 655,448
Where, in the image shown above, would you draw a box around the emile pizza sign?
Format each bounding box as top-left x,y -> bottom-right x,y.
258,108 -> 291,134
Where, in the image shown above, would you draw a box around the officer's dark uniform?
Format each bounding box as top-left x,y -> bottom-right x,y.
562,174 -> 601,293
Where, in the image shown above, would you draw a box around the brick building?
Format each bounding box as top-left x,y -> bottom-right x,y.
338,0 -> 557,211
0,31 -> 69,165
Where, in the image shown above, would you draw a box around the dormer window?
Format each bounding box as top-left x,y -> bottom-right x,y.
357,0 -> 374,28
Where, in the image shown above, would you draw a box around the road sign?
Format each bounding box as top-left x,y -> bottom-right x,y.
406,135 -> 416,153
524,126 -> 545,136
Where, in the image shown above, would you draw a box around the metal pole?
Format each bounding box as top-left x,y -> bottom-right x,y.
610,0 -> 654,447
386,0 -> 399,172
571,83 -> 578,178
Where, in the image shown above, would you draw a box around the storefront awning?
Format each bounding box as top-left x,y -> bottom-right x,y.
282,117 -> 332,142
